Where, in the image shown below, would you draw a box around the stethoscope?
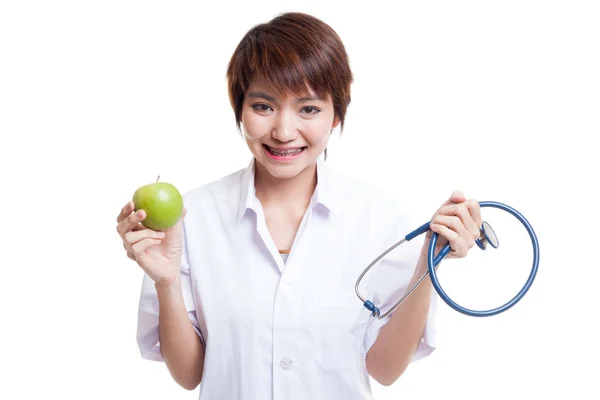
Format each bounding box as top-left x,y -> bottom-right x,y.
355,201 -> 540,318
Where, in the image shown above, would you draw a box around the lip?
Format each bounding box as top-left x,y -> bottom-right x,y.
264,145 -> 306,151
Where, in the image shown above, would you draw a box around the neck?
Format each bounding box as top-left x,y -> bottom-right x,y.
254,161 -> 317,210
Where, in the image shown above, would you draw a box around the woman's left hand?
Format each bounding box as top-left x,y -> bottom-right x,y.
420,190 -> 483,261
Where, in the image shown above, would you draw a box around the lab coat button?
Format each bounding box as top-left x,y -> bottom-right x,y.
280,284 -> 292,296
280,357 -> 293,369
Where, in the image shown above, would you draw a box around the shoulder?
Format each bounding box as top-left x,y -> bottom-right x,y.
327,165 -> 402,211
182,167 -> 245,206
325,165 -> 417,234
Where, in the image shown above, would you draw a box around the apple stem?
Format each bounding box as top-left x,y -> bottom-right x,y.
156,174 -> 160,183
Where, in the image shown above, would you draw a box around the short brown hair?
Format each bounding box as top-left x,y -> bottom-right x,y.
226,12 -> 353,134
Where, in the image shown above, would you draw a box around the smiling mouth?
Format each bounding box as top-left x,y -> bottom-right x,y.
263,144 -> 307,156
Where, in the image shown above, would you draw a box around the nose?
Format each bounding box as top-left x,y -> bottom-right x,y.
271,109 -> 297,142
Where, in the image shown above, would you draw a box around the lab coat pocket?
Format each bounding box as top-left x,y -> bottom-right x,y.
311,289 -> 369,370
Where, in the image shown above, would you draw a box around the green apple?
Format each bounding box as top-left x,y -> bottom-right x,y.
133,180 -> 183,231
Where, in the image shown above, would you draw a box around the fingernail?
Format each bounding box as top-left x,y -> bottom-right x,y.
137,210 -> 144,218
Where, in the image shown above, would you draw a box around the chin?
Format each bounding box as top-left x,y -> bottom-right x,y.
254,156 -> 310,180
263,162 -> 306,179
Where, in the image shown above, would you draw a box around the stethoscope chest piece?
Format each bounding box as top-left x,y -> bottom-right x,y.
476,220 -> 499,250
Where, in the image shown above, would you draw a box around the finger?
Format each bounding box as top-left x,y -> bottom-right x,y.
464,198 -> 483,226
117,209 -> 147,237
437,203 -> 479,239
127,250 -> 136,260
430,223 -> 467,257
431,214 -> 470,238
123,241 -> 138,260
450,190 -> 466,203
131,237 -> 163,255
124,229 -> 166,247
117,200 -> 134,223
132,222 -> 148,232
122,241 -> 134,259
432,191 -> 467,219
440,190 -> 466,207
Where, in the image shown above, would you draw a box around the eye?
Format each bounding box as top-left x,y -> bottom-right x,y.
252,103 -> 273,112
302,106 -> 321,115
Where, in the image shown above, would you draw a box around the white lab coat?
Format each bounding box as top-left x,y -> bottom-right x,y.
137,157 -> 437,399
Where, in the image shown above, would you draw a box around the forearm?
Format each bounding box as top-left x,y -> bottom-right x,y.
366,256 -> 433,386
156,277 -> 205,390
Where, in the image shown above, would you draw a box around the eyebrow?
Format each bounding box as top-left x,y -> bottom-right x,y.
247,91 -> 324,103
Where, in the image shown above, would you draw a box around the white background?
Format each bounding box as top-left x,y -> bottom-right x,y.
1,1 -> 598,399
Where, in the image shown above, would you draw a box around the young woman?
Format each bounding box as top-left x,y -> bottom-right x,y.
116,12 -> 483,399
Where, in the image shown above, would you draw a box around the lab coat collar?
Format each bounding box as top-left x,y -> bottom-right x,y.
237,157 -> 339,222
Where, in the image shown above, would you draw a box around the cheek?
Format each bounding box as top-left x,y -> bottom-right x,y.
306,122 -> 332,146
241,111 -> 264,140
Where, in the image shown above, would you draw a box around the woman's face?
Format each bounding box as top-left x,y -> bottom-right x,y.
241,77 -> 340,180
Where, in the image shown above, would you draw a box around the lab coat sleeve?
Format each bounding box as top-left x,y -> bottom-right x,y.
362,204 -> 438,363
135,231 -> 204,362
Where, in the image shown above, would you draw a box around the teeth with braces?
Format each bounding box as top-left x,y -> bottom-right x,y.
268,146 -> 304,156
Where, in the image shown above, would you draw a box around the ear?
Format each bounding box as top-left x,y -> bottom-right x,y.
331,115 -> 341,130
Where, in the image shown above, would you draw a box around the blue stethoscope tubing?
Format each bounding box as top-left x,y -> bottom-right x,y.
356,201 -> 540,319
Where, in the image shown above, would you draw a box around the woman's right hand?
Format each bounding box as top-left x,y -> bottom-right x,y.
116,200 -> 187,286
